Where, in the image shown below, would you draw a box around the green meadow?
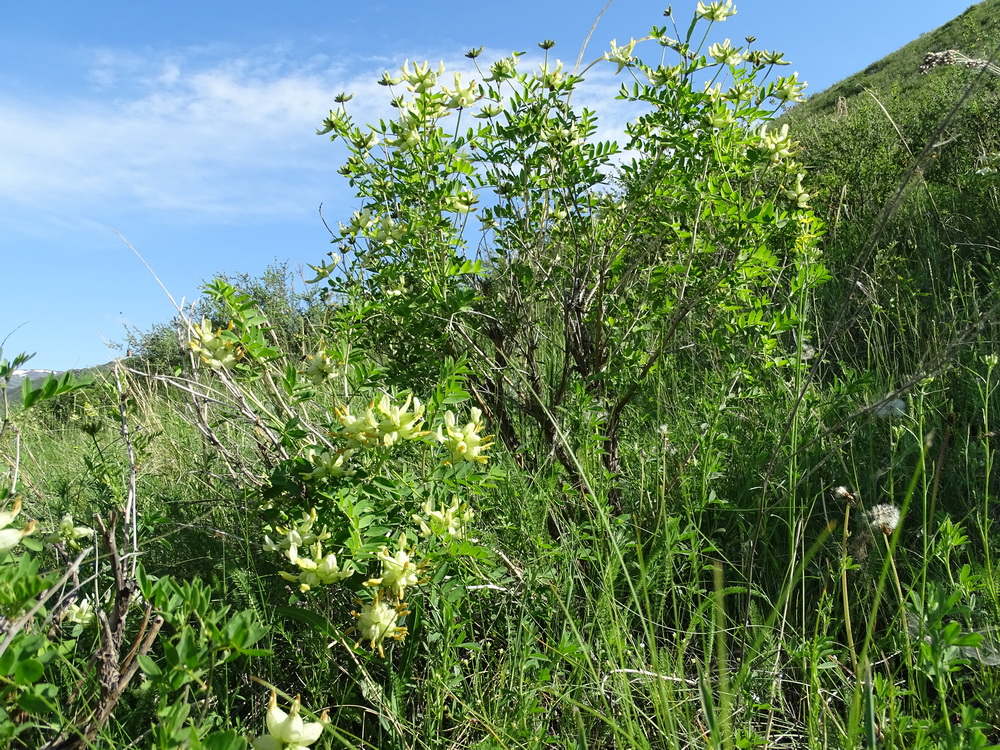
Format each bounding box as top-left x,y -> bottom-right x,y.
3,2 -> 1000,747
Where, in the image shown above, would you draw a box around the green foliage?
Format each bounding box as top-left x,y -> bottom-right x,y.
5,2 -> 1000,747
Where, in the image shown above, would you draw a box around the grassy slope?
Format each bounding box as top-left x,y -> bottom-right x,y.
790,0 -> 999,119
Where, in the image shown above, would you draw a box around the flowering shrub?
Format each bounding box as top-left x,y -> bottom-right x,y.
310,2 -> 828,502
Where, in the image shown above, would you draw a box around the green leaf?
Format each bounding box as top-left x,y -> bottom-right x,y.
274,606 -> 337,637
17,683 -> 57,715
13,658 -> 43,685
136,654 -> 162,678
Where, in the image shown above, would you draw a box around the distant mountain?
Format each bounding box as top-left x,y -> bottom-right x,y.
6,368 -> 61,391
4,365 -> 109,396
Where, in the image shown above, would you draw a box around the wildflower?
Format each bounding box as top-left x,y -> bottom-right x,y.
263,508 -> 330,555
832,486 -> 857,505
760,123 -> 796,162
385,122 -> 421,152
400,59 -> 445,94
253,691 -> 326,750
437,407 -> 494,464
703,81 -> 724,102
334,403 -> 381,448
189,318 -> 242,369
413,495 -> 475,540
0,497 -> 36,555
539,60 -> 565,88
364,532 -> 423,600
300,448 -> 355,481
484,55 -> 519,82
784,173 -> 811,208
697,0 -> 737,22
304,260 -> 335,284
350,129 -> 378,151
708,39 -> 743,66
384,275 -> 406,298
868,504 -> 901,535
280,541 -> 354,592
353,594 -> 409,657
346,208 -> 377,236
378,70 -> 403,86
760,49 -> 790,66
473,103 -> 504,119
372,217 -> 406,246
724,80 -> 755,103
799,340 -> 816,361
605,38 -> 638,73
773,72 -> 807,103
541,122 -> 578,145
442,190 -> 479,214
647,64 -> 681,87
657,425 -> 678,455
44,514 -> 95,549
373,393 -> 429,446
302,349 -> 342,385
705,106 -> 735,129
443,72 -> 477,109
873,397 -> 907,419
63,598 -> 96,627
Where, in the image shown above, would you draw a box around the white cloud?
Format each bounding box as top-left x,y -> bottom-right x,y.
0,44 -> 646,229
0,47 -> 389,219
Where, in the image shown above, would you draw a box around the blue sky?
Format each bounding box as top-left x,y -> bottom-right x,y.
0,0 -> 978,371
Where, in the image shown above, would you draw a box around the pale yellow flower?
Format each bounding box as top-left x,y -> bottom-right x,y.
708,39 -> 743,66
773,72 -> 807,103
605,38 -> 638,73
412,496 -> 474,540
436,407 -> 493,464
44,513 -> 95,550
301,448 -> 355,481
0,497 -> 36,555
63,598 -> 96,627
188,319 -> 242,369
697,0 -> 737,22
354,595 -> 409,657
280,541 -> 354,592
253,691 -> 326,750
364,532 -> 422,601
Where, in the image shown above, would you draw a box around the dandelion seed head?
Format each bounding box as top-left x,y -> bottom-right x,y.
868,504 -> 901,534
874,397 -> 906,419
832,485 -> 855,504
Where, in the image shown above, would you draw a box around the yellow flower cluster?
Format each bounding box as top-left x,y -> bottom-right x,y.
334,393 -> 429,448
302,349 -> 342,386
353,595 -> 410,658
347,532 -> 429,656
188,318 -> 242,370
364,532 -> 424,601
280,541 -> 354,592
263,508 -> 330,556
412,496 -> 474,540
437,407 -> 493,464
253,691 -> 327,750
759,123 -> 796,163
300,447 -> 355,481
44,513 -> 95,550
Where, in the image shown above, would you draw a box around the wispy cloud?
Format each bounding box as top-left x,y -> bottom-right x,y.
0,44 -> 644,231
0,47 -> 388,219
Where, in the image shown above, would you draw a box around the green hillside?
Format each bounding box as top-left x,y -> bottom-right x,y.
780,0 -> 1000,378
792,1 -> 998,117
